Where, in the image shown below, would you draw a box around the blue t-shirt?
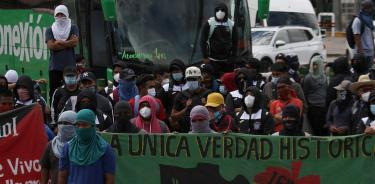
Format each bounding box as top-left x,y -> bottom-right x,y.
59,143 -> 116,184
45,25 -> 79,71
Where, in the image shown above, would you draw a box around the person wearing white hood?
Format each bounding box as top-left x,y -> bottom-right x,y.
46,5 -> 79,103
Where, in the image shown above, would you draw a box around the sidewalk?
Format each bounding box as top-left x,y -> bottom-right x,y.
324,36 -> 347,57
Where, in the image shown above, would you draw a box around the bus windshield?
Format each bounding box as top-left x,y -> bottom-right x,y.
115,0 -> 251,65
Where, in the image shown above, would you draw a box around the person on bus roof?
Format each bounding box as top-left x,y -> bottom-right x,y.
201,3 -> 238,75
46,5 -> 79,103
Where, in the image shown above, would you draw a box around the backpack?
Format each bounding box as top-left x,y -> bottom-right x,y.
207,17 -> 234,41
346,16 -> 365,49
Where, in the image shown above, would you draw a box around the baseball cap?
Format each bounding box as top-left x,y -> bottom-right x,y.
205,92 -> 224,107
80,72 -> 96,82
120,68 -> 136,80
63,66 -> 77,76
334,80 -> 352,91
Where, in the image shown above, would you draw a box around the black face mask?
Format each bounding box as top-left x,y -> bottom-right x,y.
283,120 -> 298,131
78,102 -> 95,112
116,113 -> 132,124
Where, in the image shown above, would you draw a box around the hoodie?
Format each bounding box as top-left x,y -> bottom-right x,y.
14,75 -> 35,102
326,57 -> 352,106
200,3 -> 238,61
237,87 -> 274,135
75,89 -> 113,131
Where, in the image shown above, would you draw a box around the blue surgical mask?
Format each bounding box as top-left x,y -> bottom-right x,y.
214,111 -> 222,122
219,85 -> 226,94
88,86 -> 96,93
371,105 -> 375,115
172,73 -> 183,81
187,81 -> 199,91
64,76 -> 77,86
271,77 -> 279,84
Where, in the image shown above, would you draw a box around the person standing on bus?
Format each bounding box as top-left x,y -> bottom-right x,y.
46,5 -> 79,103
201,3 -> 238,76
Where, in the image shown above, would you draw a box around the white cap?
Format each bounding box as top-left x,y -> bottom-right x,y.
5,70 -> 18,83
54,5 -> 69,17
185,66 -> 201,79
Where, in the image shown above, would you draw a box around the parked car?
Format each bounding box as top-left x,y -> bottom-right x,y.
252,26 -> 327,71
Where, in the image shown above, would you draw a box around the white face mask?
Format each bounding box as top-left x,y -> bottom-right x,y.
216,10 -> 226,20
147,88 -> 156,97
140,107 -> 152,119
244,95 -> 255,108
361,92 -> 371,102
113,73 -> 120,83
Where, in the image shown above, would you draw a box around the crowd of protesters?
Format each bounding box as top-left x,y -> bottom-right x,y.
0,2 -> 374,184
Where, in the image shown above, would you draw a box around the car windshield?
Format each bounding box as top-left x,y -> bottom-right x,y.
115,0 -> 251,65
251,31 -> 274,46
267,11 -> 319,33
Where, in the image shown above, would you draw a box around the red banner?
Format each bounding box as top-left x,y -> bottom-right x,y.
0,104 -> 48,183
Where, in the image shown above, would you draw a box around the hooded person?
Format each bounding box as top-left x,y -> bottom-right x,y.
246,57 -> 266,89
40,111 -> 77,184
200,64 -> 220,92
200,3 -> 238,75
326,57 -> 352,106
75,89 -> 113,131
285,54 -> 301,83
107,101 -> 145,133
272,105 -> 310,136
326,80 -> 354,136
0,75 -> 8,89
46,5 -> 79,101
189,105 -> 215,133
357,91 -> 375,134
131,95 -> 169,133
163,59 -> 188,115
303,55 -> 328,136
237,87 -> 274,135
59,109 -> 115,183
225,68 -> 252,113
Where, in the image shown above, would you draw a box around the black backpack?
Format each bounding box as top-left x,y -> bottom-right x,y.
346,16 -> 365,49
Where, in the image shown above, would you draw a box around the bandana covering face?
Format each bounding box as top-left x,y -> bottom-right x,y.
52,5 -> 72,41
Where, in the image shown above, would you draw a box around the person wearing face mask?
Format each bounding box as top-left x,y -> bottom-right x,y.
58,109 -> 115,183
246,58 -> 266,89
237,87 -> 274,135
163,59 -> 188,117
303,56 -> 328,136
189,105 -> 216,133
112,68 -> 138,104
225,68 -> 252,114
263,63 -> 306,108
352,0 -> 375,75
79,71 -> 113,121
205,92 -> 238,133
350,74 -> 375,134
14,75 -> 47,121
75,89 -> 113,131
272,105 -> 310,136
46,5 -> 79,101
270,77 -> 303,132
129,74 -> 166,121
171,67 -> 211,132
356,91 -> 375,134
106,101 -> 146,133
40,111 -> 77,184
104,61 -> 126,101
51,66 -> 80,123
131,95 -> 170,133
201,3 -> 238,76
326,80 -> 354,136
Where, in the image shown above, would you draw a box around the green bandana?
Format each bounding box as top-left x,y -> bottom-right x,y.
68,109 -> 107,165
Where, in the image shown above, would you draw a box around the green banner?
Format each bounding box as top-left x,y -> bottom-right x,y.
101,133 -> 375,184
0,9 -> 54,76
